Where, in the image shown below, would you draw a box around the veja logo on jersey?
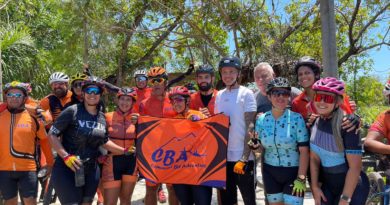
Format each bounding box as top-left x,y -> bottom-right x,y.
78,120 -> 105,131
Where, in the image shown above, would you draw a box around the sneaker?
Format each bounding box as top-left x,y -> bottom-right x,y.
157,189 -> 167,203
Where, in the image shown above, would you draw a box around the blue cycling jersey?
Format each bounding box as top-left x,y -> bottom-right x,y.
255,109 -> 309,167
310,117 -> 362,173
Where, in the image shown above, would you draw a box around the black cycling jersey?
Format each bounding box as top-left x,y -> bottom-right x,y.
49,104 -> 108,160
200,93 -> 213,107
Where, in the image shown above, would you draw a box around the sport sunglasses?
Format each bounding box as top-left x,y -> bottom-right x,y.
314,93 -> 336,104
270,89 -> 290,97
6,93 -> 24,98
148,78 -> 166,85
84,87 -> 102,95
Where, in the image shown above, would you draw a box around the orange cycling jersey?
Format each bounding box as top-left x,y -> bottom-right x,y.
369,110 -> 390,140
0,109 -> 54,171
40,90 -> 73,121
292,91 -> 353,119
133,87 -> 152,113
105,110 -> 136,148
189,90 -> 217,116
139,94 -> 176,118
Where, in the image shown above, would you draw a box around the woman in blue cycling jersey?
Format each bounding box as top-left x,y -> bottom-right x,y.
251,77 -> 309,205
309,77 -> 368,205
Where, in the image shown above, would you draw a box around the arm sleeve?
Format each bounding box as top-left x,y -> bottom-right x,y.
342,127 -> 362,155
39,97 -> 50,111
48,106 -> 74,136
244,91 -> 257,113
295,114 -> 309,146
36,121 -> 54,166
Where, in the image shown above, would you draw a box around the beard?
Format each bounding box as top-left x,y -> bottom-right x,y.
198,83 -> 212,91
54,88 -> 67,98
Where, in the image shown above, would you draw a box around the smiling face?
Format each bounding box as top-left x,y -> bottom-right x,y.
170,95 -> 187,113
51,81 -> 68,98
268,88 -> 291,110
220,66 -> 239,86
254,67 -> 274,94
6,89 -> 26,110
118,95 -> 133,113
313,91 -> 338,116
297,66 -> 316,88
82,86 -> 101,106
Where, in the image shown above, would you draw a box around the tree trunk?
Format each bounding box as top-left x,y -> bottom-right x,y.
117,34 -> 131,87
233,27 -> 240,58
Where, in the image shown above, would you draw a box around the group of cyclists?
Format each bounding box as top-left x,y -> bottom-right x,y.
0,55 -> 389,205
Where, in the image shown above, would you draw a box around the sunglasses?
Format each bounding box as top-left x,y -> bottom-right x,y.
170,97 -> 186,104
149,78 -> 166,85
84,87 -> 102,95
314,93 -> 336,104
136,76 -> 147,82
270,89 -> 290,97
72,82 -> 83,88
6,93 -> 24,98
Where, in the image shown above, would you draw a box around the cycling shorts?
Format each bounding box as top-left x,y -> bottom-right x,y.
102,154 -> 137,189
262,163 -> 303,204
0,171 -> 37,200
51,159 -> 100,204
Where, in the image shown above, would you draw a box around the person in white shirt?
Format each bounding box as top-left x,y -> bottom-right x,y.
215,56 -> 257,205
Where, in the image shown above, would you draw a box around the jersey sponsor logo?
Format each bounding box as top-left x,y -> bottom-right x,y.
78,120 -> 105,131
15,123 -> 30,128
137,114 -> 229,188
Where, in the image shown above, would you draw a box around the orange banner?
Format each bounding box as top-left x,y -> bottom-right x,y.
136,114 -> 229,188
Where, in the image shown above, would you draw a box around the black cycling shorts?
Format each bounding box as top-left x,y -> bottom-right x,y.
0,171 -> 38,200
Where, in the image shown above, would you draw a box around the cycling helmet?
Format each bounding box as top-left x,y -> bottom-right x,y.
147,67 -> 168,79
134,69 -> 148,78
383,79 -> 390,97
117,87 -> 137,101
196,64 -> 214,76
294,56 -> 321,76
169,86 -> 190,99
266,77 -> 291,94
218,56 -> 242,71
3,81 -> 30,95
81,76 -> 105,90
70,73 -> 88,84
312,77 -> 345,96
49,72 -> 69,84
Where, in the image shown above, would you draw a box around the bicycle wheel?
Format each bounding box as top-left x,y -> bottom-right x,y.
366,172 -> 384,205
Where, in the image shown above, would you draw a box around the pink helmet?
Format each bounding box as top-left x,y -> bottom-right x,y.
312,77 -> 345,96
169,86 -> 190,99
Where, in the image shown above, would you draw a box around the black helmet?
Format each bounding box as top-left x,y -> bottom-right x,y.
218,56 -> 241,71
196,64 -> 214,76
294,56 -> 321,76
81,76 -> 105,90
266,77 -> 291,94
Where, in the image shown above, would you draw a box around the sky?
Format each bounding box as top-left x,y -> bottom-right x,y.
367,47 -> 390,83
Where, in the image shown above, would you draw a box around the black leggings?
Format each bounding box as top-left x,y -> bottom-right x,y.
173,184 -> 212,205
321,171 -> 369,205
220,161 -> 256,205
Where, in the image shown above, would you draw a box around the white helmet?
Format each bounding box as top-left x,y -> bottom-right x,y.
384,80 -> 390,97
49,72 -> 69,84
133,69 -> 147,78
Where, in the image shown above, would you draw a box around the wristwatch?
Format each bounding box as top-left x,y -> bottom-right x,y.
340,194 -> 351,203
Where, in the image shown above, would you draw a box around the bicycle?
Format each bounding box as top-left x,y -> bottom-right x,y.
364,153 -> 390,205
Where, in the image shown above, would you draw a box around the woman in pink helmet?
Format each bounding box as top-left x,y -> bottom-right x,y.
309,77 -> 368,205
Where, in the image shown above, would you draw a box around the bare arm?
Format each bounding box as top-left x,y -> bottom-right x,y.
364,131 -> 390,154
102,140 -> 135,155
310,151 -> 321,189
297,146 -> 309,177
341,154 -> 362,201
241,111 -> 256,161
